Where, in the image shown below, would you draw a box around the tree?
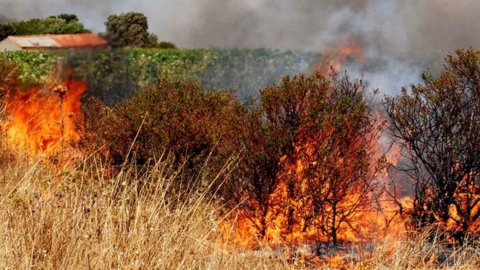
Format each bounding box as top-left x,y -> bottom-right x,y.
81,79 -> 244,188
283,75 -> 381,244
104,12 -> 158,48
2,15 -> 89,37
56,14 -> 79,23
158,41 -> 177,49
228,74 -> 329,240
226,73 -> 381,245
386,49 -> 480,242
0,23 -> 15,40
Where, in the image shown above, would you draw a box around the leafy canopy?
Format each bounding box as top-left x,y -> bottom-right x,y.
103,12 -> 160,48
0,14 -> 90,40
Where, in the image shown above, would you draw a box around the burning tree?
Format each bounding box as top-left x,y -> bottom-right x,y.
228,73 -> 382,246
226,74 -> 330,242
386,49 -> 480,242
274,74 -> 382,245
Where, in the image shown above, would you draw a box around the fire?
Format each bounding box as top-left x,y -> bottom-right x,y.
316,37 -> 366,75
221,126 -> 410,251
220,38 -> 413,255
3,79 -> 86,163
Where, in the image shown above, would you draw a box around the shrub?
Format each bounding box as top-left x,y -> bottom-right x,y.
82,79 -> 245,187
224,73 -> 381,243
158,41 -> 177,49
386,49 -> 480,243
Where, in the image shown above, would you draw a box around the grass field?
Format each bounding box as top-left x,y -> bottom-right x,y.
1,152 -> 479,269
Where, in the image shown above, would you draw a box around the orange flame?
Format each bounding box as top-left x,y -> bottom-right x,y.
3,80 -> 86,163
221,38 -> 413,252
316,37 -> 366,75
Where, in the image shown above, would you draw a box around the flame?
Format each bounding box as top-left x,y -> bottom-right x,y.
221,127 -> 410,252
3,80 -> 86,163
316,37 -> 366,75
220,38 -> 413,253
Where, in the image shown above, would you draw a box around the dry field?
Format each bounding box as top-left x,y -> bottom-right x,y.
0,151 -> 479,270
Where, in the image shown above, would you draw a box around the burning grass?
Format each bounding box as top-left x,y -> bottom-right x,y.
1,73 -> 85,166
1,154 -> 480,269
0,154 -> 292,269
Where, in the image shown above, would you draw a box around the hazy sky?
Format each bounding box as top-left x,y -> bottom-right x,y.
2,0 -> 479,57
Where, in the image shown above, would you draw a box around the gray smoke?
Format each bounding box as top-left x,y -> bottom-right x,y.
2,0 -> 480,93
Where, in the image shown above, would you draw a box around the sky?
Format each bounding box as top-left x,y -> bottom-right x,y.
2,0 -> 480,95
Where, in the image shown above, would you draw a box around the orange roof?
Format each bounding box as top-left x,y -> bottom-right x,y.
5,33 -> 108,49
49,33 -> 108,47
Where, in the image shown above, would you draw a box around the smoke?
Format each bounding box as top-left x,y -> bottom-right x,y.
2,0 -> 480,93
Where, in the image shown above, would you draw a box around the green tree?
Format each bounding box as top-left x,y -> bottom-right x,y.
56,14 -> 79,23
104,12 -> 158,48
0,24 -> 15,41
2,15 -> 89,36
158,41 -> 177,49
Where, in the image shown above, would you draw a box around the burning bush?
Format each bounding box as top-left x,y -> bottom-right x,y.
223,73 -> 384,247
386,49 -> 480,243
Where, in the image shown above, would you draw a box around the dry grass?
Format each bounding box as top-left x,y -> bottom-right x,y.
0,155 -> 290,269
361,234 -> 480,270
1,153 -> 480,269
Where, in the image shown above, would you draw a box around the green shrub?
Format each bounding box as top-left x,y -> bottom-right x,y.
158,41 -> 177,49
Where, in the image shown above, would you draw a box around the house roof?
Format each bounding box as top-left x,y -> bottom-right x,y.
49,33 -> 108,47
6,33 -> 108,49
9,35 -> 60,48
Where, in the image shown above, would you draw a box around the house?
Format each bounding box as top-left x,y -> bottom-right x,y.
0,33 -> 108,51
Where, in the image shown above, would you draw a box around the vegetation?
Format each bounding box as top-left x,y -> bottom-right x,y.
0,58 -> 19,87
1,48 -> 316,102
81,79 -> 243,188
276,75 -> 381,244
0,24 -> 15,41
79,72 -> 383,247
0,152 -> 293,269
157,41 -> 177,49
0,138 -> 479,269
103,12 -> 170,48
386,49 -> 480,243
0,14 -> 90,40
2,43 -> 480,268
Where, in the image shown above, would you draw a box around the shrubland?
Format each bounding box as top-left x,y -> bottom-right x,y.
1,49 -> 480,269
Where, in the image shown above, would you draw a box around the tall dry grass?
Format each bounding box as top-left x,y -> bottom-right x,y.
1,151 -> 480,269
362,233 -> 480,269
0,154 -> 291,269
